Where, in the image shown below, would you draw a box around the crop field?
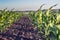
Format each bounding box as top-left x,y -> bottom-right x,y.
0,4 -> 60,40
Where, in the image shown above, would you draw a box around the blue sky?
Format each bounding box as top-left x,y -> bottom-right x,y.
0,0 -> 60,11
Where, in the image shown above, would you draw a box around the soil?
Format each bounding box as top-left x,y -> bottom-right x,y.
0,16 -> 45,40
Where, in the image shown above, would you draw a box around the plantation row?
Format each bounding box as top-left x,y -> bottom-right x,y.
29,4 -> 60,40
0,9 -> 23,32
0,4 -> 60,40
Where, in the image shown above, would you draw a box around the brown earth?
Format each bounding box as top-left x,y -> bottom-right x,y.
0,16 -> 45,40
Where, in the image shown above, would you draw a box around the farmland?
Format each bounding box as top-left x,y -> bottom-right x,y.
0,5 -> 60,40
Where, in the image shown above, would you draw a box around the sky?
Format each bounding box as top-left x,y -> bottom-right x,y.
0,0 -> 60,11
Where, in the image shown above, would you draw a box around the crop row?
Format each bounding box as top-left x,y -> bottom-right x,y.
0,9 -> 23,32
29,4 -> 60,40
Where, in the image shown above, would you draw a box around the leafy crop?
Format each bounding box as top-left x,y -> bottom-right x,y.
0,9 -> 23,32
29,4 -> 60,40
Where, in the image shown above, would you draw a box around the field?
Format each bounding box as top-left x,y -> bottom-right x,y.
0,5 -> 60,40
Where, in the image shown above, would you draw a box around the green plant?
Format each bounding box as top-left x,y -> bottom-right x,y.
0,9 -> 23,32
29,4 -> 60,40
